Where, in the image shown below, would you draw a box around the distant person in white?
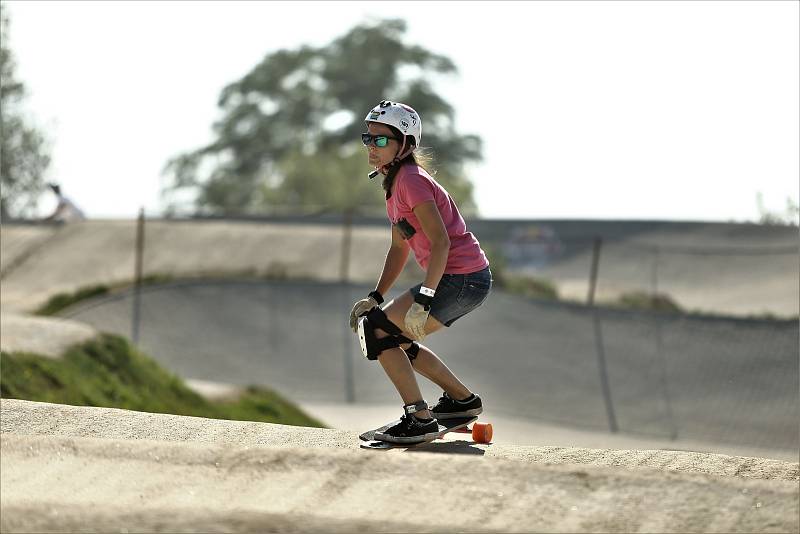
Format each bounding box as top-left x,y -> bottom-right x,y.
44,183 -> 86,222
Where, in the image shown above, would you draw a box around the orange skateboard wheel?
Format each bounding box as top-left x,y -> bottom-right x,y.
472,422 -> 493,443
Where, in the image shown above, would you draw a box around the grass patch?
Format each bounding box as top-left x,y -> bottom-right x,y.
0,333 -> 325,428
34,275 -> 175,317
615,291 -> 683,313
33,270 -> 307,317
35,285 -> 111,316
33,265 -> 796,326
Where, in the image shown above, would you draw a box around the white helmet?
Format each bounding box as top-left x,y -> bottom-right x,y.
364,100 -> 422,149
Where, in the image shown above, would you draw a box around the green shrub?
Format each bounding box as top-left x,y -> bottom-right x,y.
35,285 -> 110,316
0,333 -> 324,428
616,291 -> 683,313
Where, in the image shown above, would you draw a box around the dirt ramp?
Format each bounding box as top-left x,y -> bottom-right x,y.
2,400 -> 797,481
0,503 -> 424,534
0,220 -> 390,313
1,400 -> 799,533
3,433 -> 798,534
0,399 -> 355,450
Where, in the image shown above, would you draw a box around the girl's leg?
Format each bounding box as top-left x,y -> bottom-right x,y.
400,342 -> 472,401
376,348 -> 431,418
374,291 -> 444,419
376,292 -> 473,416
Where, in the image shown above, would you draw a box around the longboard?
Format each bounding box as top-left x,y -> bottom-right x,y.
360,416 -> 492,450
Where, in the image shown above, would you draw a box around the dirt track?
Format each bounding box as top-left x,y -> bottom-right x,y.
1,220 -> 798,532
0,220 -> 392,313
1,219 -> 797,316
1,399 -> 798,533
55,278 -> 798,454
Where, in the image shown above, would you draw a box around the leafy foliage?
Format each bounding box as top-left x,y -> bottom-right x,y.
35,284 -> 110,316
756,192 -> 799,226
163,18 -> 482,216
0,8 -> 51,219
616,291 -> 683,314
0,333 -> 325,427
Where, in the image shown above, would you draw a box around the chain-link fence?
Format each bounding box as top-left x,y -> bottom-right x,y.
471,219 -> 799,318
60,277 -> 798,452
2,216 -> 797,453
28,215 -> 792,455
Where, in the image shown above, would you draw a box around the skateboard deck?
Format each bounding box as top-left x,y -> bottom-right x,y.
360,416 -> 489,450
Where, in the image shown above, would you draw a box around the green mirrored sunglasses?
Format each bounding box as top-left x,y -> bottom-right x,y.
361,133 -> 399,148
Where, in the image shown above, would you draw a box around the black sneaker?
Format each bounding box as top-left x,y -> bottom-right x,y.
374,414 -> 440,444
430,392 -> 483,420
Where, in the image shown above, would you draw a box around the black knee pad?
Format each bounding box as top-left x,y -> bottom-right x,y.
357,307 -> 413,361
405,341 -> 421,361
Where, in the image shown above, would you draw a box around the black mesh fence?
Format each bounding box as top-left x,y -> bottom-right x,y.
25,215 -> 795,454
62,278 -> 799,453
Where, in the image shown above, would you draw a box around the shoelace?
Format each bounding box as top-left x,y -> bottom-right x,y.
437,394 -> 461,411
390,415 -> 424,436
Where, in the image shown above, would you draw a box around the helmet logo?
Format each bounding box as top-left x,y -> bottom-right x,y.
400,119 -> 409,130
369,111 -> 380,120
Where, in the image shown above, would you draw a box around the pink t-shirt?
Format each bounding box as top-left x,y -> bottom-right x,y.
386,163 -> 489,274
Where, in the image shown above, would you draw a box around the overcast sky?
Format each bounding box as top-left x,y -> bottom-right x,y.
4,0 -> 798,221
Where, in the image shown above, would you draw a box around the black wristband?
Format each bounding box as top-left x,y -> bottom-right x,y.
368,290 -> 384,304
413,292 -> 433,310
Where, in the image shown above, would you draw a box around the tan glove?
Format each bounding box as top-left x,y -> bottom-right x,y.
349,296 -> 379,332
404,302 -> 430,341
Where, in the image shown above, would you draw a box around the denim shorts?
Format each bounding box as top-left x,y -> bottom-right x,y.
410,266 -> 492,327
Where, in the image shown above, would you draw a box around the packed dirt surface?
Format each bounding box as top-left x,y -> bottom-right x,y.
0,220 -> 392,313
2,219 -> 797,315
0,313 -> 97,358
1,400 -> 798,533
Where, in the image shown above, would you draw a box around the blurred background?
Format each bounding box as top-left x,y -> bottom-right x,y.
1,1 -> 797,459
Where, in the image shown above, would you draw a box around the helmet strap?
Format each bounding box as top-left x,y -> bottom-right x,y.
385,137 -> 414,170
371,137 -> 414,178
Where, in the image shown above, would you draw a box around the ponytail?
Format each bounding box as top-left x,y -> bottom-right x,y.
381,127 -> 435,199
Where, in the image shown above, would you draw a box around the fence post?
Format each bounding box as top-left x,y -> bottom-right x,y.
131,207 -> 145,345
587,236 -> 618,433
341,208 -> 355,403
587,236 -> 602,306
592,312 -> 618,433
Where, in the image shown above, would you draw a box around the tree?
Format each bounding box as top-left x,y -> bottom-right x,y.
756,192 -> 799,226
0,7 -> 51,220
162,18 -> 482,216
